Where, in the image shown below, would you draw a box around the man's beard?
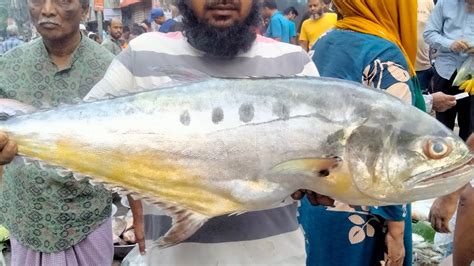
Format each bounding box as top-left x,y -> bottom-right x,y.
177,0 -> 260,58
310,11 -> 324,20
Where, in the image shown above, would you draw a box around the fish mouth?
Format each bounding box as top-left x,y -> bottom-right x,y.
408,157 -> 473,188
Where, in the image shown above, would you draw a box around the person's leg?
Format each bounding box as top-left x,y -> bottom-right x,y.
416,68 -> 434,94
433,70 -> 457,130
456,96 -> 472,141
453,185 -> 474,266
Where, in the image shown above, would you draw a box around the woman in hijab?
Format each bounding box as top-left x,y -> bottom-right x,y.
299,1 -> 425,265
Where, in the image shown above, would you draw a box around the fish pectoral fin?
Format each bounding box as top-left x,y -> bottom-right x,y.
154,202 -> 209,249
270,157 -> 342,176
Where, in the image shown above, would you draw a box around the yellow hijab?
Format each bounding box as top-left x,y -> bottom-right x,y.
332,0 -> 418,76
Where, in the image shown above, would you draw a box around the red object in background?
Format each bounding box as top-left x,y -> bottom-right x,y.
119,0 -> 142,8
94,0 -> 104,11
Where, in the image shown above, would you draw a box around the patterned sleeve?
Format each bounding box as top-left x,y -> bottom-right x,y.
362,46 -> 414,105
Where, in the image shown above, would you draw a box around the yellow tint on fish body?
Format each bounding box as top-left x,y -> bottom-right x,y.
13,136 -> 245,217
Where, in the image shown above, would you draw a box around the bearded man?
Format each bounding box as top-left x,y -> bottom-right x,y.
299,0 -> 337,52
84,0 -> 330,264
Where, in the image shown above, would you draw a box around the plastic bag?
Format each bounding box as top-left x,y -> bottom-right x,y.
121,245 -> 147,266
454,56 -> 474,94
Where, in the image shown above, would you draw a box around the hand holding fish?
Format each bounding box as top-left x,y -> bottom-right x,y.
291,190 -> 335,206
0,132 -> 17,165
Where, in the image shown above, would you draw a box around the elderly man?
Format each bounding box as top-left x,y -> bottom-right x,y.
102,17 -> 123,55
0,24 -> 24,54
0,0 -> 114,264
86,0 -> 328,265
299,0 -> 337,52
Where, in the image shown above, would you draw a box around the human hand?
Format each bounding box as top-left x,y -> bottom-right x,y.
128,196 -> 146,255
466,47 -> 474,56
384,221 -> 405,266
451,40 -> 470,53
431,92 -> 456,112
429,193 -> 458,233
291,190 -> 335,206
0,131 -> 17,166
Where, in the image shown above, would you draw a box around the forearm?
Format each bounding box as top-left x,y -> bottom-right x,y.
387,220 -> 405,237
300,41 -> 309,52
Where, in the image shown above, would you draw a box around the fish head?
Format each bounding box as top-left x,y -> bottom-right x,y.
344,103 -> 472,205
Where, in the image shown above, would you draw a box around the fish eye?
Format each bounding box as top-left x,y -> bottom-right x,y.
423,139 -> 452,160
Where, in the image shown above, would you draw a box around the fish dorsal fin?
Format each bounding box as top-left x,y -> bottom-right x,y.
152,201 -> 209,248
270,157 -> 342,176
0,99 -> 37,120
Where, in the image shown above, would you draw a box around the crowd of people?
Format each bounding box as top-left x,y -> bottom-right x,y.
0,0 -> 472,265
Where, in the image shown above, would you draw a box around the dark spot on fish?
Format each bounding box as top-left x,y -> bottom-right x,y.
212,107 -> 224,124
180,110 -> 191,126
272,102 -> 290,120
318,169 -> 330,177
239,103 -> 255,123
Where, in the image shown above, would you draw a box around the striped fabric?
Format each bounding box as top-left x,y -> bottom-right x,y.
86,31 -> 319,265
10,219 -> 113,266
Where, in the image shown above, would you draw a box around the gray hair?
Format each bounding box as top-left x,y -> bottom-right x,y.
6,24 -> 19,37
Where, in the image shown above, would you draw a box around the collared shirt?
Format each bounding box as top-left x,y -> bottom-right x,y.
101,36 -> 122,55
0,36 -> 114,253
0,36 -> 24,54
265,11 -> 290,43
424,0 -> 474,79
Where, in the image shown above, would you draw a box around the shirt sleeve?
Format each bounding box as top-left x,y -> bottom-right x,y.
423,0 -> 454,51
269,17 -> 283,39
289,22 -> 296,38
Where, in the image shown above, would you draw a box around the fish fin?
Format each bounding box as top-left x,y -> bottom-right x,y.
229,211 -> 247,216
341,118 -> 369,145
271,157 -> 342,176
0,99 -> 36,120
72,173 -> 89,181
152,202 -> 209,249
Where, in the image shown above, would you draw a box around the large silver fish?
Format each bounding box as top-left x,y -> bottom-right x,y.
0,77 -> 472,247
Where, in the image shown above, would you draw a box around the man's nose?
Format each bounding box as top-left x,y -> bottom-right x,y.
41,0 -> 57,17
